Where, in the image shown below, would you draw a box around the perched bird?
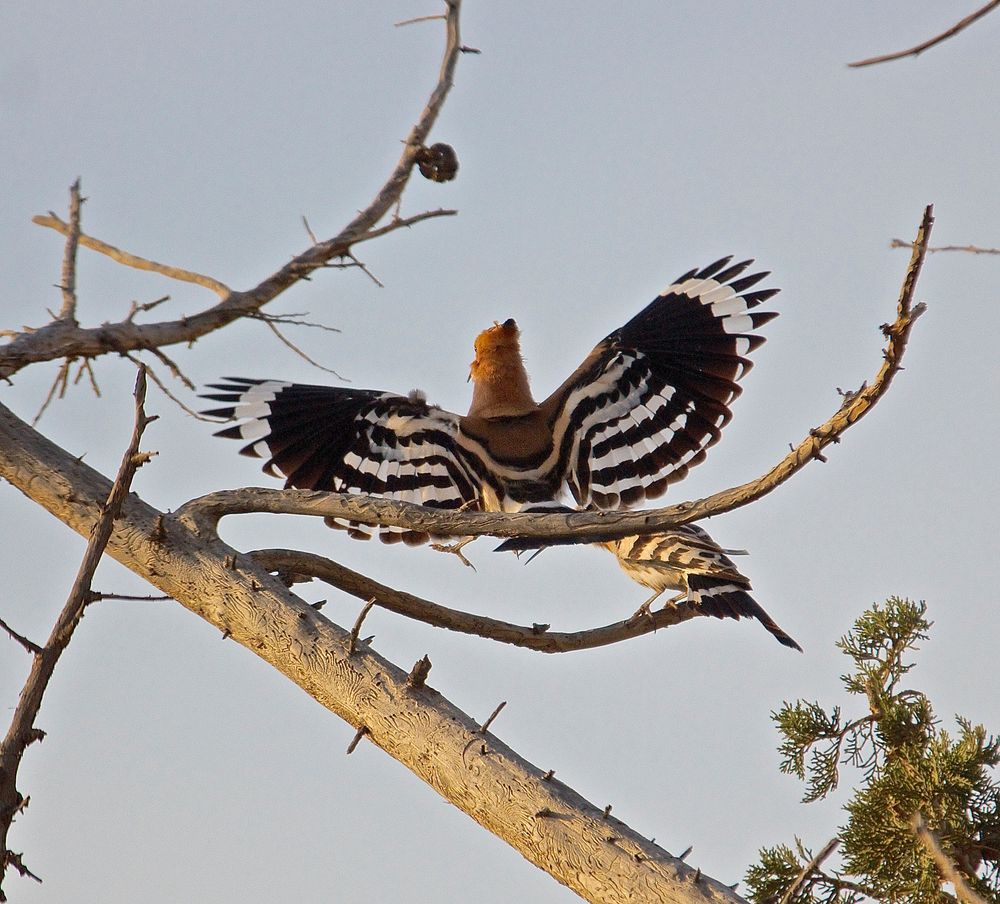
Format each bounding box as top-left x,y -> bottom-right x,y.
201,256 -> 778,544
605,526 -> 800,649
495,517 -> 800,650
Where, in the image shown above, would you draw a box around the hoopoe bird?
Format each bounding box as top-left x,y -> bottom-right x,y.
202,256 -> 777,545
495,517 -> 800,650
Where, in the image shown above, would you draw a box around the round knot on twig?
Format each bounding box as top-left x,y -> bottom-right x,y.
416,143 -> 459,182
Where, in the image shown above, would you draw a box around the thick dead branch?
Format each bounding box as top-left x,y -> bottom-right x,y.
848,1 -> 1000,67
249,548 -> 701,651
0,366 -> 155,901
2,4 -> 463,383
179,205 -> 931,547
0,395 -> 745,904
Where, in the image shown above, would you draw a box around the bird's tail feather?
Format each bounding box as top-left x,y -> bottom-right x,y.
687,575 -> 801,651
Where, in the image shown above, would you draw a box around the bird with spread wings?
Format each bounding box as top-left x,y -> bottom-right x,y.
202,255 -> 797,647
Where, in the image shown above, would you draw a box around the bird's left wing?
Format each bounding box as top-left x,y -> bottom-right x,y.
200,378 -> 483,544
541,256 -> 779,508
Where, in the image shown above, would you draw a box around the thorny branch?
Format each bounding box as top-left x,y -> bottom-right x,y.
1,7 -> 464,384
891,238 -> 1000,255
0,366 -> 156,901
178,206 -> 933,551
57,179 -> 82,323
249,548 -> 701,652
848,0 -> 1000,67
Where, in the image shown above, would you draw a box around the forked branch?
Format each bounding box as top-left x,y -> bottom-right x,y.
1,2 -> 464,383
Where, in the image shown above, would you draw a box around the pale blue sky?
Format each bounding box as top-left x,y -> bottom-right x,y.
3,3 -> 999,902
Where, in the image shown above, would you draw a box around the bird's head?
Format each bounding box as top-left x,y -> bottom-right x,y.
470,318 -> 521,379
467,318 -> 538,417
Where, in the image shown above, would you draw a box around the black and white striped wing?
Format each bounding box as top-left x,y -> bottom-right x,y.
200,378 -> 482,545
552,257 -> 779,508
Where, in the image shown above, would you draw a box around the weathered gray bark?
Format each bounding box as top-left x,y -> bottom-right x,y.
0,397 -> 745,904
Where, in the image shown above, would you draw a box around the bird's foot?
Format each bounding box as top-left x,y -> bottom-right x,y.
430,536 -> 477,570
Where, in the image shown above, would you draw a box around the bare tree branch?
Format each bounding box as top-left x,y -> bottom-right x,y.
0,618 -> 43,657
33,211 -> 230,295
891,238 -> 1000,255
249,548 -> 701,651
0,366 -> 155,901
178,204 -> 931,547
56,180 -> 82,323
848,0 -> 1000,67
0,393 -> 748,904
1,2 -> 463,384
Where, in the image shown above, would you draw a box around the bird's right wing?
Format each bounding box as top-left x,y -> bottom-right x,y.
542,256 -> 779,508
200,378 -> 483,544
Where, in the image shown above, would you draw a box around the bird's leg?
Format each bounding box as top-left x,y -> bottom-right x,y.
626,588 -> 665,625
430,536 -> 477,570
626,590 -> 689,626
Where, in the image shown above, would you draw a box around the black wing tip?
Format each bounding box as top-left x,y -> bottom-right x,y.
778,633 -> 804,652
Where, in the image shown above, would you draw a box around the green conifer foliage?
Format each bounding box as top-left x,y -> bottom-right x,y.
747,598 -> 1000,904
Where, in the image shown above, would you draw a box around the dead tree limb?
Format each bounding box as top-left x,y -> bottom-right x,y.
0,394 -> 746,904
0,1 -> 463,383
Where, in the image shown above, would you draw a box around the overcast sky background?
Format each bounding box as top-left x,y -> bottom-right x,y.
3,3 -> 999,902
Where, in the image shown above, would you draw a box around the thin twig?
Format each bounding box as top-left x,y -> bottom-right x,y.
0,617 -> 43,657
348,598 -> 377,655
395,13 -> 446,27
145,346 -> 196,391
125,295 -> 170,323
245,311 -> 342,334
31,213 -> 230,295
0,365 -> 156,900
88,592 -> 173,603
122,353 -> 213,421
258,318 -> 346,377
346,725 -> 369,754
345,251 -> 384,288
301,215 -> 319,244
32,359 -> 72,425
891,238 -> 1000,255
848,0 -> 1000,67
479,701 -> 507,733
912,814 -> 987,904
780,838 -> 840,904
75,358 -> 101,397
57,180 -> 82,323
